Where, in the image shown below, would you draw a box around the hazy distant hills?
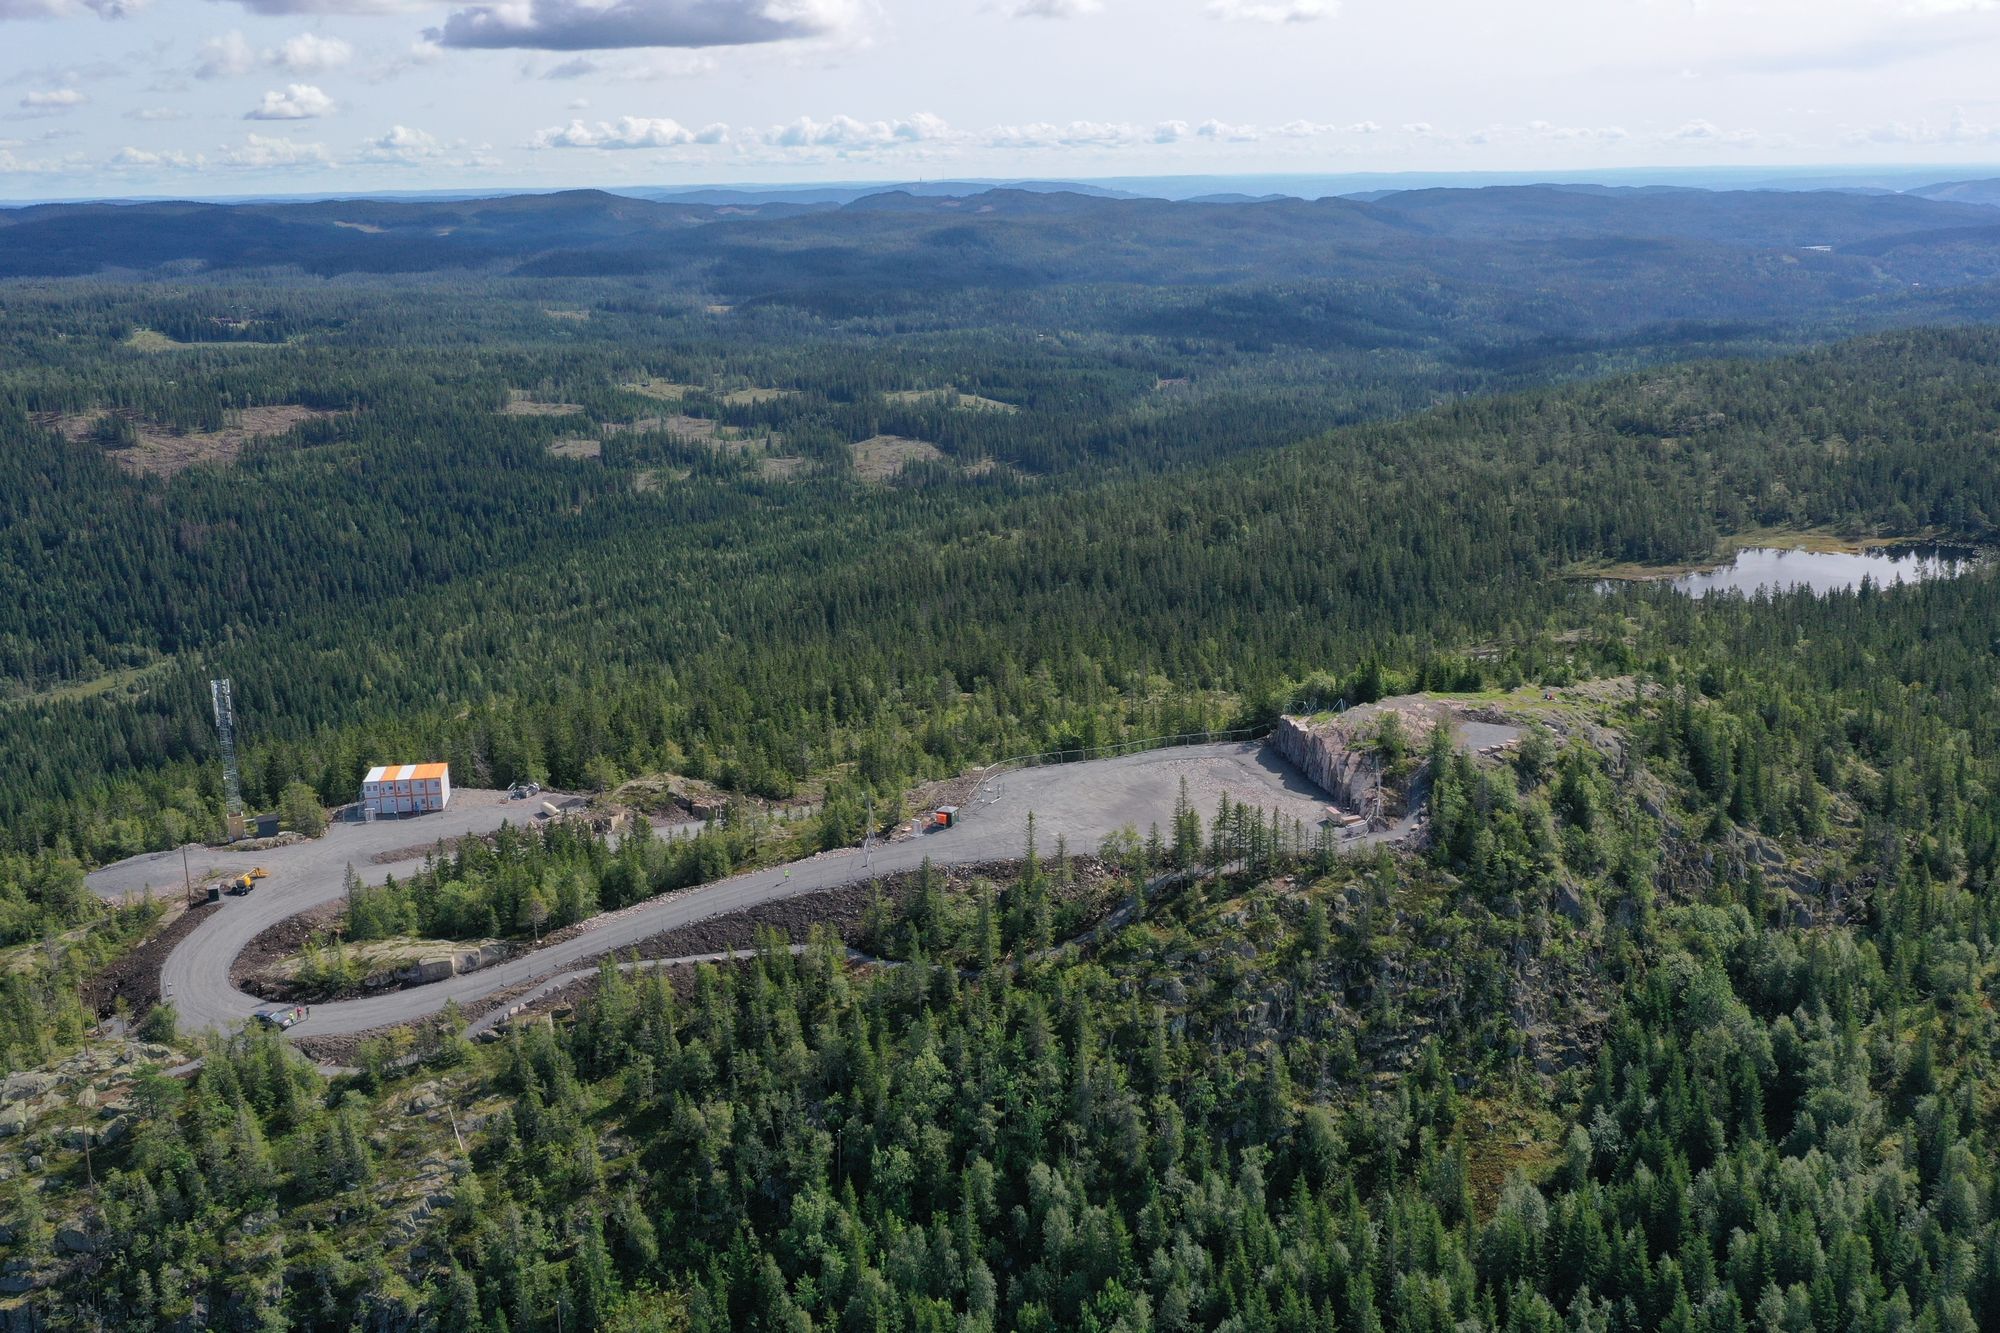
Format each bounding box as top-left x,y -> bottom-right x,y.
5,183 -> 2000,336
1907,178 -> 2000,207
1361,183 -> 2000,246
1,181 -> 1992,272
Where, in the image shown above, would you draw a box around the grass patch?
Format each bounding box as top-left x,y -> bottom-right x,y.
634,467 -> 690,493
621,378 -> 695,402
720,387 -> 791,406
3,658 -> 175,710
499,390 -> 584,417
1461,1097 -> 1563,1219
123,327 -> 288,353
852,434 -> 944,482
883,387 -> 1019,413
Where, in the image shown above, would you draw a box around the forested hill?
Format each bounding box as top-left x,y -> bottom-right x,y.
7,179 -> 2000,1332
6,320 -> 2000,866
3,183 -> 1999,293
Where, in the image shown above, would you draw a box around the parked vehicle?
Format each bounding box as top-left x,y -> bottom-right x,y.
255,1005 -> 310,1030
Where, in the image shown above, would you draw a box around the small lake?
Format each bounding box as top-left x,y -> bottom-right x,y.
1670,545 -> 1981,599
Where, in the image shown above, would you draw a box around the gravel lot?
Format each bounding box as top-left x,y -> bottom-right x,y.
91,744 -> 1355,1038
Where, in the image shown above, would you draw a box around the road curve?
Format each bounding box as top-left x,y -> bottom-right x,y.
100,742 -> 1348,1037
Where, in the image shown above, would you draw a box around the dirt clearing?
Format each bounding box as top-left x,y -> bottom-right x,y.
621,378 -> 695,401
633,467 -> 689,493
38,404 -> 342,476
884,387 -> 1018,413
720,387 -> 791,406
759,455 -> 811,480
548,437 -> 602,459
852,434 -> 944,481
500,391 -> 584,417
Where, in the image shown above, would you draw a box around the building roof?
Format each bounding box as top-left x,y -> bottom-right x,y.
363,763 -> 450,784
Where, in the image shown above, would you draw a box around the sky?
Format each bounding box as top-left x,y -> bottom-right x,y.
3,0 -> 2000,199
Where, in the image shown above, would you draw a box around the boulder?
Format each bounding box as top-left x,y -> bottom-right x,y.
97,1116 -> 131,1147
400,957 -> 456,985
0,1073 -> 54,1106
0,1105 -> 27,1138
1553,879 -> 1590,925
54,1227 -> 96,1256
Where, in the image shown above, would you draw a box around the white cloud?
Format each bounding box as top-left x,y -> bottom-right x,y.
272,33 -> 353,72
528,115 -> 728,148
218,131 -> 331,167
199,30 -> 354,79
126,106 -> 190,120
1196,118 -> 1261,141
1205,0 -> 1329,20
355,123 -> 501,166
542,56 -> 602,78
1270,118 -> 1367,137
217,0 -> 426,13
196,32 -> 257,79
538,51 -> 715,79
1527,119 -> 1629,143
110,145 -> 201,168
365,122 -> 439,157
1843,108 -> 2000,144
0,146 -> 71,172
246,83 -> 335,119
0,0 -> 145,19
20,87 -> 87,108
1665,118 -> 1758,145
1008,0 -> 1101,16
988,119 -> 1141,148
431,0 -> 859,51
767,111 -> 946,147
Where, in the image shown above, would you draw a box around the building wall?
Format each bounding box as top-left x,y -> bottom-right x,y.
360,769 -> 452,816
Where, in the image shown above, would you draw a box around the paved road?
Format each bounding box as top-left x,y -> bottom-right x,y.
91,742 -> 1360,1037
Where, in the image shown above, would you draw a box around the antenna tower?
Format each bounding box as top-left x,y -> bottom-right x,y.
211,678 -> 247,841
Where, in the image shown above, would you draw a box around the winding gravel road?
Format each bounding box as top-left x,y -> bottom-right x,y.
88,742 -> 1347,1038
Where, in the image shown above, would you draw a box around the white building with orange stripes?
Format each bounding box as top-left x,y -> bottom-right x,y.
360,762 -> 452,817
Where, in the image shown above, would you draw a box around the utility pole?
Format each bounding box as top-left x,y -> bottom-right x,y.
182,845 -> 193,908
863,792 -> 874,872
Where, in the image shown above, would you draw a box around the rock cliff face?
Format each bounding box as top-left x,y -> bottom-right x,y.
1270,716 -> 1376,811
1272,695 -> 1523,821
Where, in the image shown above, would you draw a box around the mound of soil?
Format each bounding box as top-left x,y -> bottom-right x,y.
231,900 -> 346,994
82,900 -> 222,1017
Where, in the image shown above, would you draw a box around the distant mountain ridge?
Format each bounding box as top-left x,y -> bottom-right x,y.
1907,178 -> 2000,208
3,183 -> 1999,306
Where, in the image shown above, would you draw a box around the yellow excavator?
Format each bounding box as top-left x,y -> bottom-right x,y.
225,867 -> 271,895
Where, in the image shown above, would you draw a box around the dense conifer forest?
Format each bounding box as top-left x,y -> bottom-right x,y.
4,187 -> 2000,1330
